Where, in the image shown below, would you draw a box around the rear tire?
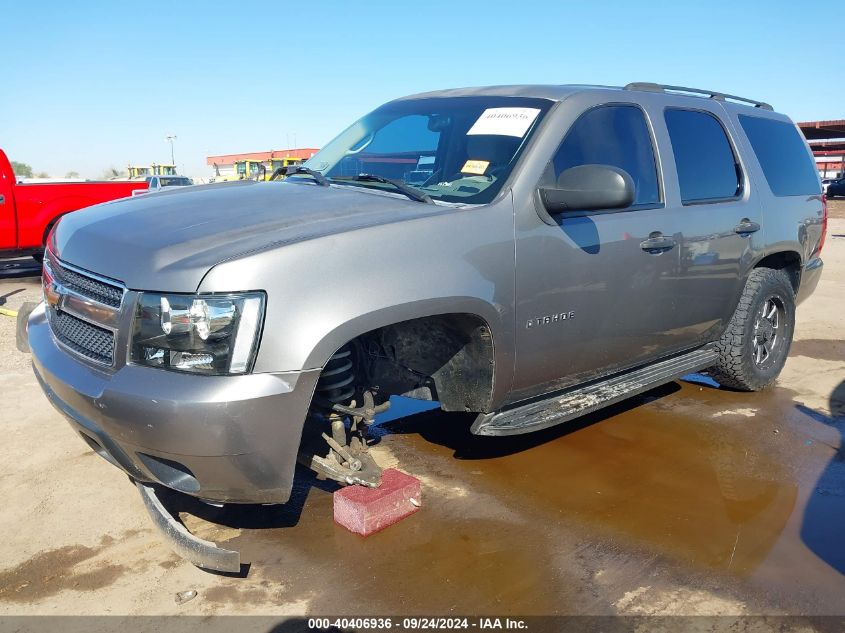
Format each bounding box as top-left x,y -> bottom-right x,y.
708,267 -> 795,391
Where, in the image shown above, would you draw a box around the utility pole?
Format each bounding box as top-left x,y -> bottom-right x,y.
166,135 -> 177,167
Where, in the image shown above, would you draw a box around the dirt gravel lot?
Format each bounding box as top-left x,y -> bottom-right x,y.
0,206 -> 843,619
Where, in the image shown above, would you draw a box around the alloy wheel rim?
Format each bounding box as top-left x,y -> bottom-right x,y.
752,296 -> 785,368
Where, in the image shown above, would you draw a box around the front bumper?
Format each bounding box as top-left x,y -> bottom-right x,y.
796,256 -> 824,305
136,481 -> 241,572
29,303 -> 321,504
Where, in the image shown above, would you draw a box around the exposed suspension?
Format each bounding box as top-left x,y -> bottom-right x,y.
314,345 -> 355,406
303,344 -> 390,487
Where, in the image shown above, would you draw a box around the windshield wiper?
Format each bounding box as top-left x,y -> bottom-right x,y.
331,173 -> 434,204
284,165 -> 330,186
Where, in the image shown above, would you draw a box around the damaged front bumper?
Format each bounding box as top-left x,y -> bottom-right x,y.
28,302 -> 321,505
136,481 -> 241,573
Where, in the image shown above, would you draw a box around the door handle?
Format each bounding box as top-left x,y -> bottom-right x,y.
734,219 -> 760,235
640,232 -> 676,254
0,194 -> 5,205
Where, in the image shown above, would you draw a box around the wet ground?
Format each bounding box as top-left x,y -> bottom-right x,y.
0,213 -> 842,617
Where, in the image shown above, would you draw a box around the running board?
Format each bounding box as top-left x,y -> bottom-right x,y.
471,347 -> 719,436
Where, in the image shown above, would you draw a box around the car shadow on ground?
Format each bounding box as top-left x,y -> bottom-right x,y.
164,380 -> 686,533
155,463 -> 339,532
797,379 -> 845,575
374,381 -> 683,460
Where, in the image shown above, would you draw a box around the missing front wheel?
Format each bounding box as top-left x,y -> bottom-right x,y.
299,394 -> 389,487
299,345 -> 391,487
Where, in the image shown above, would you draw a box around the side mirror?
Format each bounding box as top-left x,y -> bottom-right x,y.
539,164 -> 635,214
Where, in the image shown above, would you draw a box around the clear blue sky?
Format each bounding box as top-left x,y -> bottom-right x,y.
1,0 -> 837,180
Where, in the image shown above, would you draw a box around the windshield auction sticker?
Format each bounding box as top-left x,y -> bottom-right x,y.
467,107 -> 541,137
461,160 -> 490,175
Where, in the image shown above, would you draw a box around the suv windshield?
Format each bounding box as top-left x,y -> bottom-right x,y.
302,96 -> 552,204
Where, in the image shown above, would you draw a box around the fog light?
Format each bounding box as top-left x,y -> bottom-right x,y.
170,351 -> 215,370
144,347 -> 165,365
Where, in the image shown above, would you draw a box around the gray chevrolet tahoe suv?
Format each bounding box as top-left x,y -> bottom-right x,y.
27,83 -> 826,566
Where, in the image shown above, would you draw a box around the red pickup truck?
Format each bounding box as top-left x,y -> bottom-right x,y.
0,149 -> 147,261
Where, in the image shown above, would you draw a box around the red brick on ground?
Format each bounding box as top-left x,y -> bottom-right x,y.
333,468 -> 421,536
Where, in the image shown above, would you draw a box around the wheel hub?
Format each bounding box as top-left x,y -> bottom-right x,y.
756,320 -> 774,343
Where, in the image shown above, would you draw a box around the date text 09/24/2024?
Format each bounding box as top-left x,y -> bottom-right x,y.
307,617 -> 528,630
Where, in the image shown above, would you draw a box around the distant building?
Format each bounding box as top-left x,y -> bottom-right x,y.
798,120 -> 845,179
206,148 -> 319,181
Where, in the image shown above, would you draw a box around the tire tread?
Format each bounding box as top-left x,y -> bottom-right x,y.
708,267 -> 794,391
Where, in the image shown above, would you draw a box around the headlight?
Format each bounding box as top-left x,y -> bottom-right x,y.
130,292 -> 265,375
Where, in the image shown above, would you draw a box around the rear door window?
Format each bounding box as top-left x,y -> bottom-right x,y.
553,104 -> 660,206
664,108 -> 741,204
738,115 -> 821,196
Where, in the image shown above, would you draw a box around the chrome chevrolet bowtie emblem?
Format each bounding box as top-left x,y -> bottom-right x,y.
42,260 -> 121,328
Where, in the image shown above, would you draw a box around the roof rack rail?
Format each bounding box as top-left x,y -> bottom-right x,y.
623,82 -> 773,111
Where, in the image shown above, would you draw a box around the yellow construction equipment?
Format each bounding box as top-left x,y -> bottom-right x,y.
128,165 -> 152,180
128,164 -> 178,180
230,157 -> 305,181
235,159 -> 263,180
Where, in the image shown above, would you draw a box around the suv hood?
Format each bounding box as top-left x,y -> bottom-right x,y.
51,181 -> 452,292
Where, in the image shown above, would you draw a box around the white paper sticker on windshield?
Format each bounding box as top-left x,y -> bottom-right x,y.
467,107 -> 541,137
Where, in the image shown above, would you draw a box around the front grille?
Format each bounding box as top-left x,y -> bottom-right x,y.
48,309 -> 115,365
47,254 -> 124,308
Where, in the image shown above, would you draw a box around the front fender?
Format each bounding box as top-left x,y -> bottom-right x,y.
199,199 -> 517,407
300,297 -> 501,370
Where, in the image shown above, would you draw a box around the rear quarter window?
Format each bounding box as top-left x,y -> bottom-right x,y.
738,115 -> 821,197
